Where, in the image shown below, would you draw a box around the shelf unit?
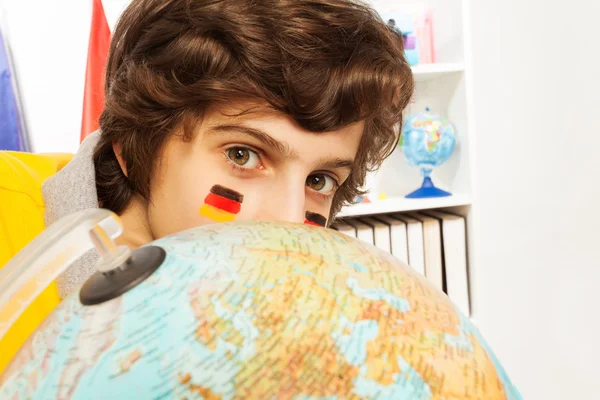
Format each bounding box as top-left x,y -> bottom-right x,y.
340,0 -> 473,212
339,193 -> 472,218
339,58 -> 472,216
340,0 -> 477,311
411,62 -> 465,82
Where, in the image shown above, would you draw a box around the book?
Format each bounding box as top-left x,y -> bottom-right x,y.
392,213 -> 425,277
423,210 -> 470,316
405,212 -> 443,291
374,214 -> 409,264
345,218 -> 374,245
331,220 -> 357,238
360,217 -> 391,253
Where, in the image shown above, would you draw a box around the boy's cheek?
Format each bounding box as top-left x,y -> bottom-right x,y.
198,183 -> 245,223
194,182 -> 332,225
196,183 -> 283,224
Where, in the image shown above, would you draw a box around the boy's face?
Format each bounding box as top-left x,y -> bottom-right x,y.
145,103 -> 363,238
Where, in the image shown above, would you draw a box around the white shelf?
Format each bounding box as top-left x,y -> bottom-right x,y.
411,63 -> 465,82
338,193 -> 472,218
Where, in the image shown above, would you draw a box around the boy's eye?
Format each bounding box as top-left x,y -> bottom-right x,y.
227,147 -> 261,169
306,174 -> 336,193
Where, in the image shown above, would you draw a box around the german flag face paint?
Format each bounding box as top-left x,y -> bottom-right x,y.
304,211 -> 327,227
199,185 -> 244,223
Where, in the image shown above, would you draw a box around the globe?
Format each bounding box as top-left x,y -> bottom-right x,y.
0,221 -> 521,399
401,111 -> 457,198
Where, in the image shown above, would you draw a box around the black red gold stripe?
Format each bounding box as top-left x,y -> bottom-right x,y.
304,211 -> 327,227
200,185 -> 244,222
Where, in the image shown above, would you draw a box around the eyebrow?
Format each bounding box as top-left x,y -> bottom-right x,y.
209,123 -> 299,159
315,157 -> 355,171
209,123 -> 355,171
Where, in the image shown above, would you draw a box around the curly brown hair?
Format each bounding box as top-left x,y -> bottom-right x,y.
94,0 -> 414,220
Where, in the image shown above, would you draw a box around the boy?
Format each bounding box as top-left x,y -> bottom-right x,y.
43,0 -> 414,298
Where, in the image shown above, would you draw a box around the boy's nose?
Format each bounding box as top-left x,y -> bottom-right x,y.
256,179 -> 306,224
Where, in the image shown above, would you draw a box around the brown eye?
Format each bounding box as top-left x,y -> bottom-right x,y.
306,174 -> 335,193
226,147 -> 260,169
228,148 -> 249,165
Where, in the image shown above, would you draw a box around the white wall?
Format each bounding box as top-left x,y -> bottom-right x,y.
0,0 -> 128,153
467,0 -> 600,398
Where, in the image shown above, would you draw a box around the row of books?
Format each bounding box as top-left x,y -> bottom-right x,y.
331,210 -> 470,316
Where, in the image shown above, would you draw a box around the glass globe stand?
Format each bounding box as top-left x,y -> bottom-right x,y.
405,167 -> 452,198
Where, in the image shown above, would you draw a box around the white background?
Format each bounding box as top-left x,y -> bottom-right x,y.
467,0 -> 600,398
0,0 -> 127,153
1,0 -> 599,398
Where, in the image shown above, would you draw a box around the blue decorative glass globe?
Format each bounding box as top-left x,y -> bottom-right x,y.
401,110 -> 457,198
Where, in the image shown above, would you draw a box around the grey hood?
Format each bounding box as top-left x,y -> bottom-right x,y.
42,131 -> 101,298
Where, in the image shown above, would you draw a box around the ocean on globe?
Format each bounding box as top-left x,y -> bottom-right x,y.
0,221 -> 522,400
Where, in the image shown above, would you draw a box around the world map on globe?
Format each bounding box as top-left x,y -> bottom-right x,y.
0,221 -> 522,399
401,112 -> 456,170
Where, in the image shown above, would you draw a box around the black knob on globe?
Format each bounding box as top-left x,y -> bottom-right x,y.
79,246 -> 166,306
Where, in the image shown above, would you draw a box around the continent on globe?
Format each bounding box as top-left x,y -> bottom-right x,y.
119,349 -> 143,374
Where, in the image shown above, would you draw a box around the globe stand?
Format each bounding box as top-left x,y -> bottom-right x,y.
405,169 -> 451,199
